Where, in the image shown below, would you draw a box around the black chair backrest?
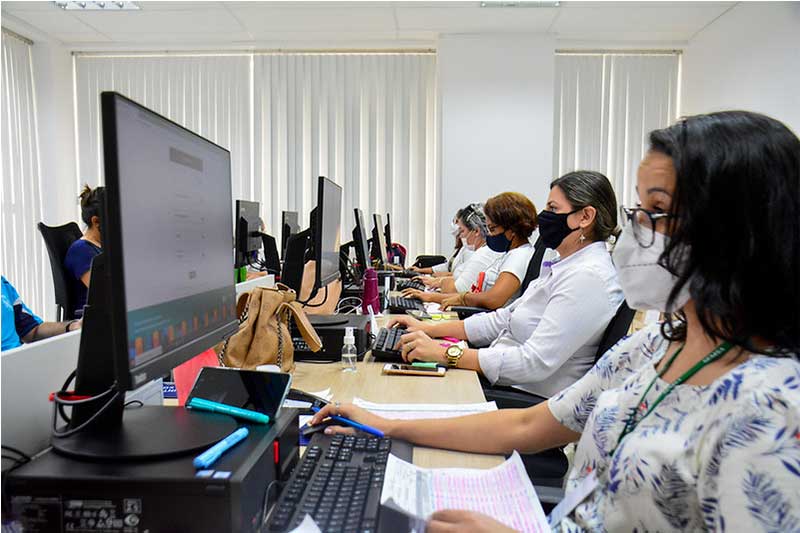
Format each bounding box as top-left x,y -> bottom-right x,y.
261,233 -> 281,275
595,300 -> 637,363
37,222 -> 82,321
519,236 -> 547,295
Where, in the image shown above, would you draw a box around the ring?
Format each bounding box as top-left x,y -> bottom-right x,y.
334,401 -> 341,414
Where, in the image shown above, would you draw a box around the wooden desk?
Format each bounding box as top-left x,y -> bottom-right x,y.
293,356 -> 504,470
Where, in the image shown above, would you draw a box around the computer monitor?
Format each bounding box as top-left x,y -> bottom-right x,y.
53,92 -> 239,460
235,199 -> 262,268
353,208 -> 371,272
371,213 -> 389,267
281,210 -> 300,258
384,212 -> 392,250
311,176 -> 343,294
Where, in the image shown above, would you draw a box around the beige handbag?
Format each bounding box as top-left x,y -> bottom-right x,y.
216,284 -> 322,371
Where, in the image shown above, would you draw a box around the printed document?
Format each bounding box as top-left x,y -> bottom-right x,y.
352,397 -> 497,420
381,452 -> 551,533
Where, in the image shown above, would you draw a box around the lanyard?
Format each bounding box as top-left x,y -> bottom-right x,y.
610,341 -> 734,457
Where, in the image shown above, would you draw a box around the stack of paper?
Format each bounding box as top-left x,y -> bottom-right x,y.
381,452 -> 550,533
352,397 -> 497,420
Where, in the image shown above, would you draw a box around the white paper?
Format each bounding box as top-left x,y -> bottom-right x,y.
286,514 -> 322,533
298,415 -> 313,429
353,397 -> 497,420
381,452 -> 551,533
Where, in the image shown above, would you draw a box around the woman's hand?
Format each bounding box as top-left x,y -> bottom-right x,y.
402,288 -> 433,302
308,402 -> 394,436
421,277 -> 443,289
427,510 -> 517,533
399,330 -> 447,364
440,293 -> 466,309
411,266 -> 433,275
385,315 -> 429,334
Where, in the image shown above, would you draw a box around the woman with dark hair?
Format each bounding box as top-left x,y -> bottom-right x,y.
392,172 -> 623,398
404,192 -> 538,310
312,111 -> 800,531
64,184 -> 104,317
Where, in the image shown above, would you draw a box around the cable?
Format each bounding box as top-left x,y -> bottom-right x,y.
0,446 -> 31,464
51,387 -> 122,439
2,445 -> 31,519
300,285 -> 329,308
124,400 -> 144,408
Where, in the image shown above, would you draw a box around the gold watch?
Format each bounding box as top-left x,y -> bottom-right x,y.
445,344 -> 464,368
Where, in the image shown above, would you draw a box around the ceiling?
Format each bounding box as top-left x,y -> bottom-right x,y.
1,1 -> 737,49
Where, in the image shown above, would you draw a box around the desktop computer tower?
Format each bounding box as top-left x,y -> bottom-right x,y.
291,315 -> 371,362
5,408 -> 299,533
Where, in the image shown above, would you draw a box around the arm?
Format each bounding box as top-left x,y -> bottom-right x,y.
311,400 -> 580,456
441,272 -> 520,310
22,320 -> 81,343
80,270 -> 91,288
439,277 -> 457,293
386,315 -> 467,340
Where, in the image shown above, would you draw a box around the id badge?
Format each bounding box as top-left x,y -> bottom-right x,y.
547,472 -> 599,529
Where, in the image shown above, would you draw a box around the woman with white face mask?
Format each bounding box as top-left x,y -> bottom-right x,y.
411,210 -> 475,277
310,111 -> 800,532
416,204 -> 502,294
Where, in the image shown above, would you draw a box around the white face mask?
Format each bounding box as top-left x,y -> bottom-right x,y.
612,223 -> 691,313
461,237 -> 475,252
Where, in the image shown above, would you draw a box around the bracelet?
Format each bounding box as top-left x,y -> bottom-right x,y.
64,319 -> 80,333
459,292 -> 468,306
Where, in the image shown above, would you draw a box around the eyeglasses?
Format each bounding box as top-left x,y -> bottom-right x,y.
619,206 -> 675,248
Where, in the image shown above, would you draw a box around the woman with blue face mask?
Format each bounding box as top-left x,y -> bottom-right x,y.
310,111 -> 800,532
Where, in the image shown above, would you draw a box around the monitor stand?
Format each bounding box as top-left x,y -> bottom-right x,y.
50,254 -> 237,461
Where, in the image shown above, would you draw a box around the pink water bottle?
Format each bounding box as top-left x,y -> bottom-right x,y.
362,267 -> 381,314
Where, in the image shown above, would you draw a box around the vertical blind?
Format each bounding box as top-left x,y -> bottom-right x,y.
74,52 -> 438,261
553,53 -> 680,208
1,31 -> 48,316
254,53 -> 438,258
74,55 -> 253,200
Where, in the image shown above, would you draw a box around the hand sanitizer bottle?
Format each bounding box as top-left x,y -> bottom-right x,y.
342,327 -> 357,372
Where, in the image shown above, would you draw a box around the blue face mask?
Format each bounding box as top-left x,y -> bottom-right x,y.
486,231 -> 512,253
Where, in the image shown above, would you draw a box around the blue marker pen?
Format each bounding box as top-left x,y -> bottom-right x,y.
187,397 -> 270,424
193,427 -> 249,469
311,406 -> 384,438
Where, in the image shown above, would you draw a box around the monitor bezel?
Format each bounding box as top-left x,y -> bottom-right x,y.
314,176 -> 343,289
372,213 -> 389,266
101,91 -> 238,391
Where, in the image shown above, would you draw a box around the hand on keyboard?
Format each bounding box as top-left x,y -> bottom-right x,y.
396,329 -> 448,365
385,315 -> 427,333
400,288 -> 429,302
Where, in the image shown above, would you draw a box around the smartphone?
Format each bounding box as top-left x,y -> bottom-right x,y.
382,363 -> 446,377
187,367 -> 292,420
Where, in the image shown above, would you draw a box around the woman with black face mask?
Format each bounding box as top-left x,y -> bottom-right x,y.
311,111 -> 800,532
392,173 -> 623,398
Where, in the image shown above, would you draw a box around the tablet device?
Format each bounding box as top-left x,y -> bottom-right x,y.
187,367 -> 292,420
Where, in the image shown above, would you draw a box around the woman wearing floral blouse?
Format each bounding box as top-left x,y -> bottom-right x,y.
311,110 -> 800,532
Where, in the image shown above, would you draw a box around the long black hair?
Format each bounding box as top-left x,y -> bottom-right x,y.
649,111 -> 800,356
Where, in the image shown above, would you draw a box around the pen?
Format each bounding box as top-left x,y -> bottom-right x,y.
311,406 -> 384,438
193,427 -> 249,469
187,397 -> 270,424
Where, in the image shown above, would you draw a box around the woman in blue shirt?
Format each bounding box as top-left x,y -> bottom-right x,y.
64,185 -> 104,318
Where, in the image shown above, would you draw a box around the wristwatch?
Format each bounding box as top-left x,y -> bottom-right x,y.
445,344 -> 464,368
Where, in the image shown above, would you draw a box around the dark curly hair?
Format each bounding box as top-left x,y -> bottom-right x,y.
484,192 -> 538,240
649,111 -> 800,356
79,184 -> 105,229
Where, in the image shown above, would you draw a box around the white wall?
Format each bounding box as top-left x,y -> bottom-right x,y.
682,2 -> 800,135
437,34 -> 555,251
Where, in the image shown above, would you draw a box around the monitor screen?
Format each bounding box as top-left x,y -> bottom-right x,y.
235,199 -> 261,267
353,208 -> 371,270
385,213 -> 392,249
281,210 -> 300,256
106,93 -> 237,380
315,176 -> 343,288
373,213 -> 388,266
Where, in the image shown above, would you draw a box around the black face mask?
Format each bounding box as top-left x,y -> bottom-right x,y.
486,231 -> 512,253
538,209 -> 581,249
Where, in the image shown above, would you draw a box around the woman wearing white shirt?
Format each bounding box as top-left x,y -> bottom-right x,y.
404,192 -> 538,310
393,171 -> 623,397
417,204 -> 502,294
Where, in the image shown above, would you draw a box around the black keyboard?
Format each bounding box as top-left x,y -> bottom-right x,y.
266,433 -> 413,533
396,279 -> 425,292
371,326 -> 406,362
385,296 -> 425,314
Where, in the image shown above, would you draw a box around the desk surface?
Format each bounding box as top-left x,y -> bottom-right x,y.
292,328 -> 504,470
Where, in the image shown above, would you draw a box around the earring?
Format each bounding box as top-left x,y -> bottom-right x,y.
579,232 -> 586,243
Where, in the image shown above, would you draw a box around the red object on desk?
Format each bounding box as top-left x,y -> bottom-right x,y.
173,349 -> 219,406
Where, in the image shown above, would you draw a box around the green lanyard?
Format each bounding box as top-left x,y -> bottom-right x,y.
610,341 -> 734,457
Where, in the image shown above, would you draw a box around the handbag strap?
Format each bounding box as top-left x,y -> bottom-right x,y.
282,301 -> 323,352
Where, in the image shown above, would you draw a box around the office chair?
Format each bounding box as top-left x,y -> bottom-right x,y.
487,300 -> 638,503
413,254 -> 448,269
450,236 -> 546,319
37,222 -> 83,321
